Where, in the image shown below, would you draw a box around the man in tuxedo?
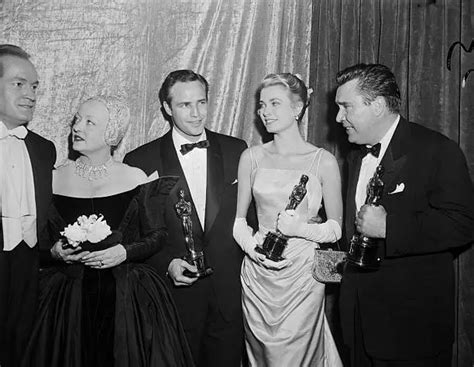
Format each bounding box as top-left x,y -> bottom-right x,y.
335,63 -> 474,366
124,70 -> 247,367
0,44 -> 56,367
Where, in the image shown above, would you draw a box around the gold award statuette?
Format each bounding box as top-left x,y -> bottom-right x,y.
255,174 -> 309,261
175,189 -> 213,278
347,165 -> 385,269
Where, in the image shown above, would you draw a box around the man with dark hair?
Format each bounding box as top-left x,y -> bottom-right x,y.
335,63 -> 474,366
0,44 -> 56,367
124,69 -> 247,367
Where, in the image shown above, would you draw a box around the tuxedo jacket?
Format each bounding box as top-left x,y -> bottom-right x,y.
340,117 -> 474,360
0,130 -> 56,251
124,129 -> 247,322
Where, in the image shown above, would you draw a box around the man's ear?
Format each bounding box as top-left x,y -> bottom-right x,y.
372,96 -> 385,116
163,101 -> 173,117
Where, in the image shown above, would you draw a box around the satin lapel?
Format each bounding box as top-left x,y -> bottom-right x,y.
379,118 -> 409,197
204,130 -> 224,233
160,130 -> 186,177
24,133 -> 46,226
346,149 -> 362,241
161,131 -> 204,236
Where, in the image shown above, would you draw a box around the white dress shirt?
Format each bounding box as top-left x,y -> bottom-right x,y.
172,128 -> 208,230
355,115 -> 400,213
0,121 -> 37,250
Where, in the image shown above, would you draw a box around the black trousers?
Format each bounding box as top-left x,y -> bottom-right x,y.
171,277 -> 244,367
351,297 -> 452,367
0,242 -> 39,367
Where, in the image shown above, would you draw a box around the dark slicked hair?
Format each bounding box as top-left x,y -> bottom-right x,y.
159,69 -> 209,107
336,63 -> 401,114
0,44 -> 31,77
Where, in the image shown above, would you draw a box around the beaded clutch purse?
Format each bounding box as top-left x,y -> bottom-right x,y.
312,245 -> 347,284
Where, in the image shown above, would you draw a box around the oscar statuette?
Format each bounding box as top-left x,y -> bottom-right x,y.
175,189 -> 213,278
255,174 -> 309,261
347,165 -> 385,269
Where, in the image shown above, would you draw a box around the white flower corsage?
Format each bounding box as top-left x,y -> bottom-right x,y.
61,214 -> 112,248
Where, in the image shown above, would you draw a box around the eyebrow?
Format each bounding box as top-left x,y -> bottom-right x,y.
259,97 -> 283,104
177,98 -> 207,104
13,75 -> 38,82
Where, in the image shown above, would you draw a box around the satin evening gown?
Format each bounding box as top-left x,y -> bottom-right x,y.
21,178 -> 194,367
241,147 -> 342,367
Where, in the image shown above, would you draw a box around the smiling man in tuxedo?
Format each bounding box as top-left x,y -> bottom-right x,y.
0,44 -> 56,367
124,70 -> 248,367
335,63 -> 474,367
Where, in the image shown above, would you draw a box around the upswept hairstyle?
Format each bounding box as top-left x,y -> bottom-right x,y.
0,44 -> 30,77
336,63 -> 401,114
82,95 -> 130,147
257,73 -> 311,122
158,69 -> 209,107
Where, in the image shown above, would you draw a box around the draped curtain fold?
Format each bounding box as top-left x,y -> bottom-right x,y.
0,0 -> 312,162
309,1 -> 473,366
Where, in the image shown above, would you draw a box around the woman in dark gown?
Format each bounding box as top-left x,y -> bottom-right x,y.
21,96 -> 194,367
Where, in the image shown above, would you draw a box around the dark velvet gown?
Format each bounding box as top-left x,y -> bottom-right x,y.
21,177 -> 194,367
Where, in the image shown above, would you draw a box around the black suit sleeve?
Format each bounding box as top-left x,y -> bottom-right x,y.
37,139 -> 57,263
385,138 -> 474,257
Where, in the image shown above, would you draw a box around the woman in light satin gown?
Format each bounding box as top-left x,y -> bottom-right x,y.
233,73 -> 343,366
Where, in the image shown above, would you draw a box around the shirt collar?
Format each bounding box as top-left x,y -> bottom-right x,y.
0,120 -> 28,140
363,115 -> 400,161
172,127 -> 207,153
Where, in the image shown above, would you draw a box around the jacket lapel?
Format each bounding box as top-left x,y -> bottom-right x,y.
345,149 -> 362,242
379,117 -> 409,198
160,130 -> 185,177
24,132 -> 46,231
204,130 -> 224,233
161,130 -> 204,237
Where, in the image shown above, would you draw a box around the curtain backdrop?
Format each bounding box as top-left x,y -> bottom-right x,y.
1,0 -> 472,366
309,1 -> 473,366
0,0 -> 312,163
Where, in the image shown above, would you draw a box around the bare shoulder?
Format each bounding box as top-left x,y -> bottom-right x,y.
317,149 -> 341,182
318,148 -> 339,169
53,161 -> 75,192
114,163 -> 148,186
241,144 -> 267,164
238,146 -> 252,165
256,142 -> 274,157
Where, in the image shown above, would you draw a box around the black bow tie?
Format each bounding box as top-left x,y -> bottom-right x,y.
361,143 -> 381,158
180,140 -> 210,155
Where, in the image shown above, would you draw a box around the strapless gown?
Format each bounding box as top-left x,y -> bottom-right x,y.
21,178 -> 194,367
241,160 -> 343,366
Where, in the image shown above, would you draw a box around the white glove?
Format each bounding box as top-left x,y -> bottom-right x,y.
233,217 -> 263,263
299,219 -> 341,243
233,217 -> 292,270
278,210 -> 341,243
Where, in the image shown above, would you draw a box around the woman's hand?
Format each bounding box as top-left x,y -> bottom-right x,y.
81,244 -> 127,269
277,209 -> 304,237
50,239 -> 90,264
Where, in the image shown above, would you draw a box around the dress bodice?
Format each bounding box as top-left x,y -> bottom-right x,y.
250,147 -> 324,233
53,189 -> 137,230
252,169 -> 322,232
48,177 -> 178,261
